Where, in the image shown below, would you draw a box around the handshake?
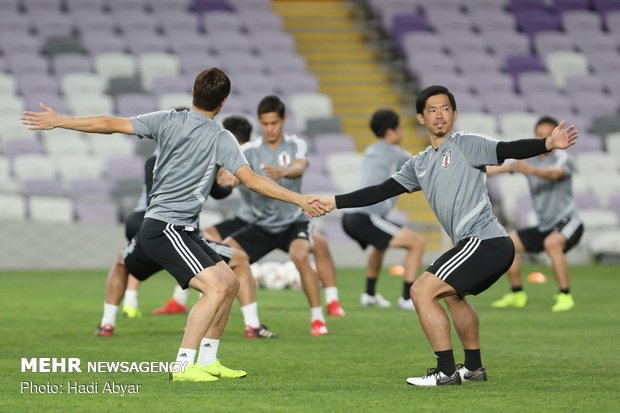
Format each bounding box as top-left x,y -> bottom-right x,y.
298,195 -> 337,218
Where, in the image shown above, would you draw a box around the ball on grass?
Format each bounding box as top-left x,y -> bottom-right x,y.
527,271 -> 547,284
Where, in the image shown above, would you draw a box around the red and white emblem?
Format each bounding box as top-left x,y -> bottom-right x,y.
278,151 -> 291,167
441,150 -> 451,168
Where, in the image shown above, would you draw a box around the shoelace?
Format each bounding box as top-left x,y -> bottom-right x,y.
423,368 -> 441,379
257,325 -> 276,338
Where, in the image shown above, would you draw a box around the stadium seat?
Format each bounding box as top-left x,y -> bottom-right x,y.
0,73 -> 17,95
289,93 -> 333,133
499,112 -> 540,138
61,73 -> 107,96
158,93 -> 193,110
589,230 -> 620,262
89,134 -> 134,159
0,193 -> 27,220
74,198 -> 119,224
13,155 -> 56,182
42,131 -> 90,158
28,195 -> 74,223
326,152 -> 363,193
54,155 -> 104,181
67,94 -> 114,117
455,112 -> 497,136
94,53 -> 136,80
21,176 -> 65,197
544,51 -> 589,89
576,153 -> 618,174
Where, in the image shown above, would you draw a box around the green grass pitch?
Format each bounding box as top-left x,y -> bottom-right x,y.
1,265 -> 619,412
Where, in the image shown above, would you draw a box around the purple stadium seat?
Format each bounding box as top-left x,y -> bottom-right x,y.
505,55 -> 546,83
468,73 -> 513,95
426,9 -> 473,33
487,32 -> 531,60
104,156 -> 145,183
154,10 -> 199,34
2,137 -> 45,158
585,51 -> 620,74
30,11 -> 74,38
115,94 -> 159,117
65,0 -> 104,12
451,93 -> 485,113
481,92 -> 528,116
592,0 -> 620,15
406,51 -> 456,75
524,91 -> 573,114
6,53 -> 48,75
262,52 -> 307,75
252,31 -> 296,55
219,51 -> 265,75
565,74 -> 606,97
562,10 -> 602,33
419,74 -> 472,95
124,31 -> 170,55
23,0 -> 61,12
608,194 -> 620,220
151,76 -> 192,95
68,177 -> 112,199
314,134 -> 356,155
534,32 -> 575,57
0,33 -> 41,55
239,10 -> 283,33
515,10 -> 562,36
178,53 -> 221,77
514,193 -> 535,228
202,10 -> 243,33
21,176 -> 65,196
570,32 -> 618,54
471,10 -> 517,33
510,0 -> 547,11
23,93 -> 70,114
570,92 -> 618,119
192,0 -> 233,13
0,11 -> 31,35
71,11 -> 116,34
571,133 -> 605,153
599,72 -> 620,99
553,0 -> 589,12
392,13 -> 432,52
112,10 -> 159,34
401,32 -> 445,57
105,0 -> 146,11
149,0 -> 192,12
209,31 -> 254,54
230,72 -> 276,96
454,52 -> 501,75
301,169 -> 338,193
167,30 -> 213,55
80,31 -> 126,54
275,73 -> 320,96
17,73 -> 58,96
52,54 -> 93,76
74,199 -> 119,224
441,32 -> 489,55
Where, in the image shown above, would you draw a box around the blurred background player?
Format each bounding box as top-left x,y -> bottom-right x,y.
341,109 -> 424,310
488,116 -> 584,312
223,95 -> 330,336
205,116 -> 346,319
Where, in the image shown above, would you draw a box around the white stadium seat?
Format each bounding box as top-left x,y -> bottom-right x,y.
29,195 -> 74,223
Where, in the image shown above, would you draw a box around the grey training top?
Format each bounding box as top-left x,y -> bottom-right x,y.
347,139 -> 411,216
524,150 -> 580,231
131,109 -> 248,227
238,134 -> 308,233
393,131 -> 508,245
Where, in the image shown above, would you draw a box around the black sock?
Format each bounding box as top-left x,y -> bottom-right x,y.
366,277 -> 377,296
464,349 -> 482,371
434,350 -> 456,376
402,282 -> 414,300
560,288 -> 570,294
511,286 -> 523,293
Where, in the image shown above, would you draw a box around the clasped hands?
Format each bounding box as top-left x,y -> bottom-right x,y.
299,195 -> 337,218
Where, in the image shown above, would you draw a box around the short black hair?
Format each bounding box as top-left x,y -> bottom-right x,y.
222,116 -> 252,145
192,67 -> 231,111
257,95 -> 285,118
174,106 -> 190,112
415,85 -> 457,114
369,109 -> 399,138
535,116 -> 559,129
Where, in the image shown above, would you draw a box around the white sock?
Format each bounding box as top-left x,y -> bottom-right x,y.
123,289 -> 139,308
173,285 -> 189,306
176,348 -> 196,365
311,306 -> 325,323
101,303 -> 118,326
324,287 -> 339,303
197,338 -> 219,366
241,302 -> 260,328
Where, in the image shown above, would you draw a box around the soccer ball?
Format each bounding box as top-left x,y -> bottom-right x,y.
282,260 -> 302,290
261,262 -> 289,290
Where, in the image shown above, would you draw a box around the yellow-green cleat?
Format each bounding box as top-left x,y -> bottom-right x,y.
552,293 -> 574,312
122,304 -> 142,319
169,364 -> 218,382
198,360 -> 247,378
491,291 -> 528,308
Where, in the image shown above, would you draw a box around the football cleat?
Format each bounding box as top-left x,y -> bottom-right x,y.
169,363 -> 218,382
360,292 -> 391,308
153,299 -> 187,315
198,360 -> 247,378
326,299 -> 346,317
95,323 -> 114,337
456,363 -> 488,382
397,297 -> 416,311
244,324 -> 278,339
552,293 -> 575,312
122,304 -> 142,319
406,368 -> 462,387
491,291 -> 528,308
311,319 -> 329,336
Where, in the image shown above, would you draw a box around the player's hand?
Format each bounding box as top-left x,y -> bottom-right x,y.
216,169 -> 239,187
261,163 -> 281,180
299,195 -> 330,218
310,195 -> 336,213
21,102 -> 61,130
546,120 -> 579,150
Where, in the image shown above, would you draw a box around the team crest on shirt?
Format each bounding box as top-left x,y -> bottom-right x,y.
441,150 -> 452,168
278,151 -> 291,167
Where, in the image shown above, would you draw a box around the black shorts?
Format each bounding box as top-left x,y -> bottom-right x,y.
214,217 -> 249,240
342,212 -> 401,250
124,210 -> 145,241
426,236 -> 515,296
230,221 -> 311,264
127,218 -> 224,289
123,237 -> 232,284
518,216 -> 584,253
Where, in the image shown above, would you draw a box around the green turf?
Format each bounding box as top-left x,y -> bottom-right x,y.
1,265 -> 619,412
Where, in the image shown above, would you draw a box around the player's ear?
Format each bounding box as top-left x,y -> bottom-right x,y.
453,109 -> 458,122
415,113 -> 425,125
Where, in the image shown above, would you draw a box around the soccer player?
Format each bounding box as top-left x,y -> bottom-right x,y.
222,95 -> 332,336
342,109 -> 424,310
313,85 -> 578,386
206,118 -> 346,320
21,68 -> 327,382
488,116 -> 584,312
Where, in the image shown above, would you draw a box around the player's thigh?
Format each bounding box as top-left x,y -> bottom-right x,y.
228,225 -> 277,264
515,227 -> 546,253
388,227 -> 424,250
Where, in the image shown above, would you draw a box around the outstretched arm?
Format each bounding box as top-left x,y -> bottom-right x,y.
497,120 -> 578,162
21,103 -> 134,135
234,165 -> 327,217
510,161 -> 567,181
314,178 -> 408,212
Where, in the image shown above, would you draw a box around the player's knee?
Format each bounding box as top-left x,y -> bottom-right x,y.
411,233 -> 425,251
232,247 -> 249,265
289,248 -> 310,266
543,235 -> 563,253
